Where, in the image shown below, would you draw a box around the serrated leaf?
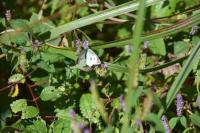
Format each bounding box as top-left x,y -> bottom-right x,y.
55,109 -> 71,120
180,116 -> 187,128
10,99 -> 27,113
24,119 -> 47,133
21,106 -> 39,119
51,119 -> 71,133
111,98 -> 120,109
40,86 -> 62,101
8,73 -> 25,84
190,114 -> 200,127
169,117 -> 180,129
79,93 -> 100,123
149,38 -> 166,56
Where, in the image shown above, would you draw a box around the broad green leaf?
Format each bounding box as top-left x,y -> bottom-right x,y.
8,73 -> 25,83
10,99 -> 27,113
29,13 -> 53,34
169,117 -> 179,129
40,52 -> 65,63
149,38 -> 166,56
24,119 -> 47,133
180,116 -> 187,128
174,41 -> 189,57
182,127 -> 193,133
10,19 -> 29,29
21,106 -> 39,119
190,114 -> 200,127
55,108 -> 71,120
51,119 -> 71,133
37,61 -> 55,73
40,86 -> 62,101
79,93 -> 100,123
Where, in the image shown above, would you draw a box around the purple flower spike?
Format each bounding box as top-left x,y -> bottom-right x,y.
75,39 -> 81,46
75,39 -> 81,54
135,119 -> 142,127
119,94 -> 126,112
101,63 -> 108,69
176,93 -> 184,116
83,128 -> 90,133
69,109 -> 75,119
143,41 -> 149,49
82,40 -> 89,49
161,115 -> 170,133
190,25 -> 199,35
197,96 -> 200,110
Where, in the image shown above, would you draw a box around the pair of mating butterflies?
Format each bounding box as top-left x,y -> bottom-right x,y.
73,48 -> 101,71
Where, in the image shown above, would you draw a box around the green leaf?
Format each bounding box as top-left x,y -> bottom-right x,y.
76,0 -> 86,4
145,113 -> 165,132
55,108 -> 71,120
79,93 -> 100,123
8,73 -> 25,83
149,38 -> 166,56
190,114 -> 200,127
96,23 -> 104,32
111,98 -> 120,109
40,86 -> 62,101
24,119 -> 47,133
174,41 -> 189,57
117,28 -> 131,39
169,117 -> 180,129
10,19 -> 29,29
21,106 -> 39,119
180,116 -> 187,128
29,13 -> 53,34
41,52 -> 65,63
51,119 -> 71,133
10,99 -> 27,113
37,61 -> 55,73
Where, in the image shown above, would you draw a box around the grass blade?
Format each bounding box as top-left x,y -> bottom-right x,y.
158,42 -> 200,116
50,0 -> 162,38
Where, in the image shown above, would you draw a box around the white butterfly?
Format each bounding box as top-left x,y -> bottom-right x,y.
85,49 -> 101,67
72,48 -> 101,71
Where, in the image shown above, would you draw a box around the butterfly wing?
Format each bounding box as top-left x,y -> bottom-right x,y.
86,49 -> 101,67
71,49 -> 91,71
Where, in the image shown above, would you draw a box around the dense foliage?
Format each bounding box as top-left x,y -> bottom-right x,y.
0,0 -> 200,132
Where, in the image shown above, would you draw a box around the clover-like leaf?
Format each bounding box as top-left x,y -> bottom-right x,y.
21,106 -> 39,119
24,119 -> 47,133
40,86 -> 62,101
10,99 -> 27,113
8,73 -> 25,84
79,93 -> 100,123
